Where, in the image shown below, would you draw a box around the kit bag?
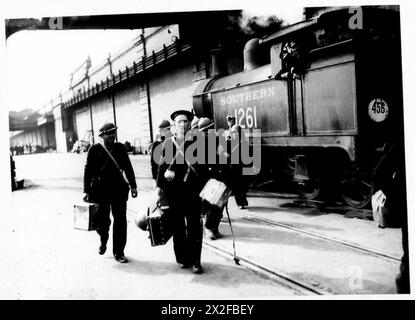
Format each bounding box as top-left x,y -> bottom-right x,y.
100,143 -> 130,190
199,178 -> 232,209
371,189 -> 390,228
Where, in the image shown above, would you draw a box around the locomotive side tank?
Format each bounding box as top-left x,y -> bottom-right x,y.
193,7 -> 403,208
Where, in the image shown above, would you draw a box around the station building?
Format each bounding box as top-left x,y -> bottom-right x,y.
9,11 -> 260,154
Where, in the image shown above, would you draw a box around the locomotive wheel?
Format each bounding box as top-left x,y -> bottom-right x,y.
298,179 -> 321,200
339,171 -> 373,209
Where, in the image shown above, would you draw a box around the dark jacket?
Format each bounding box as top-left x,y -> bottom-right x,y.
84,142 -> 137,202
156,135 -> 205,206
372,138 -> 406,222
150,139 -> 163,180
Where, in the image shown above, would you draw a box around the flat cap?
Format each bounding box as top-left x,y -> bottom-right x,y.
191,117 -> 200,129
226,115 -> 236,121
170,109 -> 194,121
198,117 -> 214,131
158,119 -> 171,129
98,122 -> 117,136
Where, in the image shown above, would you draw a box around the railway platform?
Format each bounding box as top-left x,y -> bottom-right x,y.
9,153 -> 405,297
127,186 -> 404,295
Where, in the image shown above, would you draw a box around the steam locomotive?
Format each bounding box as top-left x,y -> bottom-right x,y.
193,6 -> 403,208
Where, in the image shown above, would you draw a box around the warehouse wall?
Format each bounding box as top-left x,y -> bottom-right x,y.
149,58 -> 199,138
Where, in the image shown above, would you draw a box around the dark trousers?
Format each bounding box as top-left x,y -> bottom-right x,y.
172,204 -> 203,266
396,212 -> 410,293
234,191 -> 248,207
229,166 -> 249,207
96,198 -> 127,256
203,201 -> 223,231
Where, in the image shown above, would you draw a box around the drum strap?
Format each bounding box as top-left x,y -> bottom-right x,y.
99,142 -> 129,185
224,201 -> 240,265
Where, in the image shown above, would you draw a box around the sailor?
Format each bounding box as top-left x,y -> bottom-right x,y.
156,110 -> 205,274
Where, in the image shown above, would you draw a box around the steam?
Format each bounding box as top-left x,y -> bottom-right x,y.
228,10 -> 285,36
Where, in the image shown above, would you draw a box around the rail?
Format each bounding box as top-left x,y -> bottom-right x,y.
63,41 -> 191,109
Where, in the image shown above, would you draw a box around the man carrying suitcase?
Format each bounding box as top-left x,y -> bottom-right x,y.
156,110 -> 205,274
83,122 -> 138,263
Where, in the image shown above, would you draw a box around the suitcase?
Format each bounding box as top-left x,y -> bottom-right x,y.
199,178 -> 232,208
74,202 -> 99,231
147,207 -> 173,246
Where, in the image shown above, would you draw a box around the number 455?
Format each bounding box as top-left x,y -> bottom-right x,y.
372,101 -> 386,114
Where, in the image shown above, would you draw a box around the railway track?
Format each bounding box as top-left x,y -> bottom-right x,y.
231,211 -> 401,263
202,240 -> 329,295
127,186 -> 400,295
201,209 -> 400,295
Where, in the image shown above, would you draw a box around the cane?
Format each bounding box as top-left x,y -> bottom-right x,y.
224,201 -> 240,265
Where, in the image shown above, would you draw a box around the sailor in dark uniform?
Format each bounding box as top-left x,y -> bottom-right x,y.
83,122 -> 138,263
156,110 -> 205,274
373,137 -> 409,293
198,117 -> 227,240
150,119 -> 172,184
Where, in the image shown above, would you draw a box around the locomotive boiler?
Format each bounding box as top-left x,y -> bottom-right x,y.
193,7 -> 404,208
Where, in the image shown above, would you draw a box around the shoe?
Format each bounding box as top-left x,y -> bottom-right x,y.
180,263 -> 191,269
213,229 -> 222,239
206,229 -> 217,240
238,205 -> 246,209
98,244 -> 107,255
192,263 -> 203,274
114,255 -> 129,263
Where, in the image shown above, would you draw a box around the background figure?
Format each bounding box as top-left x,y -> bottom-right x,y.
83,122 -> 138,263
227,124 -> 249,209
150,119 -> 172,185
223,115 -> 236,140
157,110 -> 205,274
372,136 -> 409,293
10,154 -> 17,191
191,116 -> 200,131
198,117 -> 225,240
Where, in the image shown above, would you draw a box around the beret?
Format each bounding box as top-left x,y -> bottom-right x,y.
158,119 -> 171,129
99,122 -> 117,136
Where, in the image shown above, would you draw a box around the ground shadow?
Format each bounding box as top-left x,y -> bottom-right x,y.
288,271 -> 396,295
214,219 -> 353,253
219,215 -> 343,233
243,206 -> 279,213
112,257 -> 283,290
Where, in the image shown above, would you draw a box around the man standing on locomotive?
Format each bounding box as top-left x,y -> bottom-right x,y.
156,110 -> 205,274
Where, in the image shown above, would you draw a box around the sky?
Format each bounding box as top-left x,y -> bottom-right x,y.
6,29 -> 139,112
4,6 -> 303,113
